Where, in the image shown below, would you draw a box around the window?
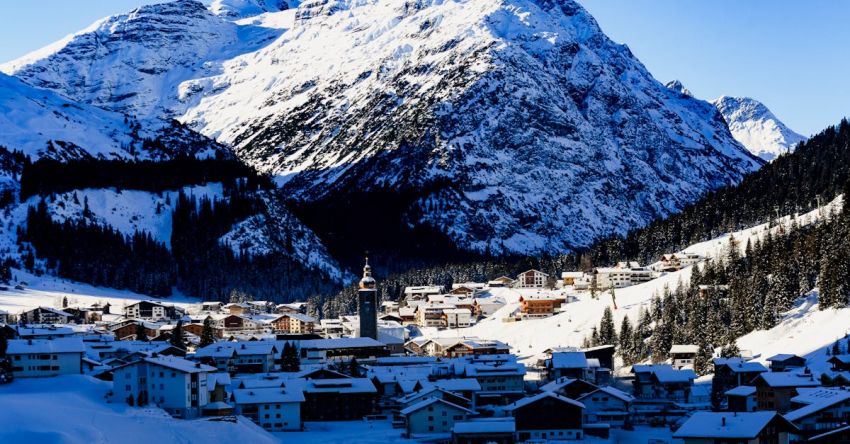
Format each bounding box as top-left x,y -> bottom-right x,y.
428,426 -> 434,432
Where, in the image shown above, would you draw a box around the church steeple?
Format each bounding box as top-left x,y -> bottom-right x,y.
359,256 -> 376,290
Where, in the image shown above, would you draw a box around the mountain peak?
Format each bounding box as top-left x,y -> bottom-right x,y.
665,79 -> 693,97
210,0 -> 299,19
712,96 -> 806,161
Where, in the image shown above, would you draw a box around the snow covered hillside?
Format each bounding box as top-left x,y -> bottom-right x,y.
4,0 -> 762,257
417,195 -> 847,366
713,96 -> 807,162
0,72 -> 221,162
0,375 -> 277,444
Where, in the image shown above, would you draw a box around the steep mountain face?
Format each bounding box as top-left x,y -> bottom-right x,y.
0,0 -> 283,120
712,96 -> 807,162
210,0 -> 300,18
4,0 -> 762,259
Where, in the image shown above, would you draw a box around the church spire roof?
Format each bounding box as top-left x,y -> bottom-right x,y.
359,256 -> 376,290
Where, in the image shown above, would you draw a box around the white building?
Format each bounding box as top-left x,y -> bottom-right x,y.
123,301 -> 182,321
400,397 -> 472,436
112,355 -> 216,418
232,387 -> 304,431
444,308 -> 472,329
6,338 -> 84,378
404,286 -> 444,301
514,269 -> 549,289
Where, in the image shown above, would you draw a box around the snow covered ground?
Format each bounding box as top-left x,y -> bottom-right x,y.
0,269 -> 198,315
416,195 -> 848,368
0,375 -> 277,444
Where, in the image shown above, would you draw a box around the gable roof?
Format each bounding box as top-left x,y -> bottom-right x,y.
785,388 -> 850,422
505,391 -> 584,411
756,371 -> 820,388
232,387 -> 305,404
144,356 -> 216,373
725,385 -> 757,397
673,412 -> 781,439
399,397 -> 473,416
578,386 -> 635,403
767,354 -> 805,363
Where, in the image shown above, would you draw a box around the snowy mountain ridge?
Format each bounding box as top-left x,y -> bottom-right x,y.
712,95 -> 808,161
3,0 -> 762,258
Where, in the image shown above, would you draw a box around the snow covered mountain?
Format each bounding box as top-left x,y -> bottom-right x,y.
712,96 -> 807,161
210,0 -> 300,18
4,0 -> 762,257
0,72 -> 219,162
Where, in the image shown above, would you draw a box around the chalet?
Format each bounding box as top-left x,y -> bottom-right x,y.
560,272 -> 585,286
753,369 -> 821,413
232,387 -> 304,431
767,354 -> 807,372
270,313 -> 316,334
112,356 -> 216,419
828,355 -> 850,372
514,269 -> 549,289
319,319 -> 344,338
110,320 -> 161,341
398,307 -> 417,325
670,344 -> 699,370
631,364 -> 696,402
592,267 -> 633,289
449,287 -> 476,297
19,306 -> 72,324
784,387 -> 850,433
725,385 -> 757,412
379,313 -> 404,324
206,372 -> 231,403
417,303 -> 453,328
401,397 -> 473,436
712,357 -> 768,403
576,386 -> 634,427
539,377 -> 599,400
63,307 -> 101,324
518,295 -> 564,319
6,338 -> 84,378
123,301 -> 183,321
472,296 -> 505,317
404,286 -> 444,301
276,302 -> 307,314
452,418 -> 515,444
224,303 -> 251,315
464,356 -> 526,404
193,342 -> 277,374
299,378 -> 378,421
443,339 -> 510,358
444,309 -> 472,329
654,253 -> 704,272
381,301 -> 400,314
506,392 -> 585,441
546,351 -> 589,380
487,276 -> 515,288
673,411 -> 797,444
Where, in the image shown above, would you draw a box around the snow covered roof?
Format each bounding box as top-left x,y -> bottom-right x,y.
193,342 -> 276,358
208,372 -> 232,387
277,312 -> 316,323
399,397 -> 472,416
674,412 -> 780,439
632,364 -> 696,383
464,362 -> 526,377
756,371 -> 820,388
506,392 -> 584,411
725,386 -> 756,397
302,378 -> 377,394
785,388 -> 850,422
144,356 -> 216,373
374,356 -> 437,366
434,378 -> 481,392
713,357 -> 768,373
766,353 -> 804,363
539,377 -> 579,393
7,338 -> 85,354
579,386 -> 635,403
232,387 -> 305,404
670,344 -> 699,354
453,419 -> 515,434
298,337 -> 385,350
560,272 -> 584,278
550,351 -> 587,369
15,326 -> 76,337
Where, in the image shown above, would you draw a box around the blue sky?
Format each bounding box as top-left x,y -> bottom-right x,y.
1,0 -> 847,135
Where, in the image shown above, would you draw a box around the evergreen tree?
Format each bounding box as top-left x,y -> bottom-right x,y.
170,320 -> 185,349
598,307 -> 617,346
618,315 -> 634,365
348,358 -> 360,377
199,317 -> 215,347
135,322 -> 148,342
694,336 -> 714,376
281,342 -> 300,372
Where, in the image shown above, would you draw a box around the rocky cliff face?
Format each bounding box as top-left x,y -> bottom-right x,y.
713,96 -> 807,161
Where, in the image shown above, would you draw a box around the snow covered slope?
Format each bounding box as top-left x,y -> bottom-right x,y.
713,96 -> 807,162
1,0 -> 283,120
0,72 -> 220,161
0,375 -> 277,444
210,0 -> 300,18
4,0 -> 762,256
418,195 -> 846,365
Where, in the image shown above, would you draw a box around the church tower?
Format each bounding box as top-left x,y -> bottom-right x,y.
357,257 -> 378,340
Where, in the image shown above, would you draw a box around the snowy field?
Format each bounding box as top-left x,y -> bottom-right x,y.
0,269 -> 198,315
0,375 -> 277,444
